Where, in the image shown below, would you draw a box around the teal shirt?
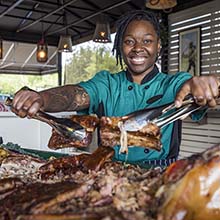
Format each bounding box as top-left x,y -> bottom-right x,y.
79,67 -> 193,167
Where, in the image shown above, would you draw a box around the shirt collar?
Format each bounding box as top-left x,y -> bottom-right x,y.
126,65 -> 159,84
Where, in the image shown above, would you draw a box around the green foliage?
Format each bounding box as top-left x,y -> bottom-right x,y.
0,73 -> 58,95
64,44 -> 121,84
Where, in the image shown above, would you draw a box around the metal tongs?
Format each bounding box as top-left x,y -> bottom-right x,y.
120,95 -> 206,132
5,97 -> 87,141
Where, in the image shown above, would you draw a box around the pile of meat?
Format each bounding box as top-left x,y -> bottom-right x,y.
0,143 -> 220,220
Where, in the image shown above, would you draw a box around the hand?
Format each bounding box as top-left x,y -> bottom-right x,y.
175,75 -> 220,108
11,87 -> 44,118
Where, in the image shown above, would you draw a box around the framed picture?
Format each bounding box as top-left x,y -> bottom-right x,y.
179,27 -> 200,76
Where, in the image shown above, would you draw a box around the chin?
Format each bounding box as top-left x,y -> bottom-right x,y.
129,67 -> 149,75
129,64 -> 154,75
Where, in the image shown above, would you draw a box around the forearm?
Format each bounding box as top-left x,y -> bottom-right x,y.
39,85 -> 90,112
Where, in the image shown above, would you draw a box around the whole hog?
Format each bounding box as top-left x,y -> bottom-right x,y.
157,143 -> 220,220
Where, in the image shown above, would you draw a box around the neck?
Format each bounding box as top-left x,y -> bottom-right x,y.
132,74 -> 146,84
126,65 -> 159,85
131,65 -> 155,84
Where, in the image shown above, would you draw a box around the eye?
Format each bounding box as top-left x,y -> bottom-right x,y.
143,39 -> 153,44
124,39 -> 135,46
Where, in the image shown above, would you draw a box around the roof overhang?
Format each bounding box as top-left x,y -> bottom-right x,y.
0,0 -> 212,75
0,40 -> 58,75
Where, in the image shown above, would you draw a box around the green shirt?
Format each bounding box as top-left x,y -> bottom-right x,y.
79,66 -> 193,167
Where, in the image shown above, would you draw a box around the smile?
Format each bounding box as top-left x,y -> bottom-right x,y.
130,56 -> 146,65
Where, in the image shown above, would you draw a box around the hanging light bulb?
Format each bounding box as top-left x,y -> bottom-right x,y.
57,35 -> 73,52
93,15 -> 111,43
0,37 -> 3,60
36,38 -> 48,63
57,9 -> 73,53
146,0 -> 177,10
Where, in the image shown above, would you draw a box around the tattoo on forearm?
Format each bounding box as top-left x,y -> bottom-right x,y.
68,86 -> 90,110
43,85 -> 90,112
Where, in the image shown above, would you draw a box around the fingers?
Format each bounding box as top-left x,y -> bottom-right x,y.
175,75 -> 219,108
175,80 -> 190,108
193,78 -> 211,106
11,89 -> 43,118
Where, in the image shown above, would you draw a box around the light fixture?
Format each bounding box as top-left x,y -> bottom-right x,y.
0,37 -> 3,60
36,38 -> 48,63
57,9 -> 73,53
146,0 -> 177,10
93,15 -> 111,43
57,34 -> 73,52
37,22 -> 48,63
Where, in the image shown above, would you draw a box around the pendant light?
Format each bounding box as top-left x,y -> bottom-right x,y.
57,9 -> 72,52
57,34 -> 73,52
36,38 -> 48,63
146,0 -> 177,10
36,23 -> 48,63
0,37 -> 3,60
93,14 -> 111,43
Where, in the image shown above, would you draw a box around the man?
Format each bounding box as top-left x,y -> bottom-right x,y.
11,10 -> 219,168
186,41 -> 196,75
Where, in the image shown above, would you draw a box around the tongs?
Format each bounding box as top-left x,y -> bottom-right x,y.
120,95 -> 207,132
5,97 -> 87,141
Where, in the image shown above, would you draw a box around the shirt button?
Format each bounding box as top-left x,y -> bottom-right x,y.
144,85 -> 150,89
128,85 -> 133,90
144,149 -> 149,154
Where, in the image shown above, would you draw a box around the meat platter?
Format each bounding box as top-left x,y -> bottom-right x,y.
0,142 -> 220,220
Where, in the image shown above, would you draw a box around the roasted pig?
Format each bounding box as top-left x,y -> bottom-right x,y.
157,143 -> 220,220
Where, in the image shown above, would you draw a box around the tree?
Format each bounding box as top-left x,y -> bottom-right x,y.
0,74 -> 58,95
64,44 -> 121,84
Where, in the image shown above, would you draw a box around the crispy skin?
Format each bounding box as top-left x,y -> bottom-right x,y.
157,144 -> 220,220
81,146 -> 114,172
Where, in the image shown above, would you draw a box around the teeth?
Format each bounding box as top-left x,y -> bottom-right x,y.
132,57 -> 145,62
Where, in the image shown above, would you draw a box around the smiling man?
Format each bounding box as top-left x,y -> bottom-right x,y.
11,10 -> 219,168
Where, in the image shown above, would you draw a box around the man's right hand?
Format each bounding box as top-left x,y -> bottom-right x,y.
11,87 -> 44,118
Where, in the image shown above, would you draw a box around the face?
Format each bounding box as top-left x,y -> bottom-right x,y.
122,19 -> 160,76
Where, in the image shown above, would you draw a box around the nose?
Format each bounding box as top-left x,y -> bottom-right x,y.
132,42 -> 144,53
